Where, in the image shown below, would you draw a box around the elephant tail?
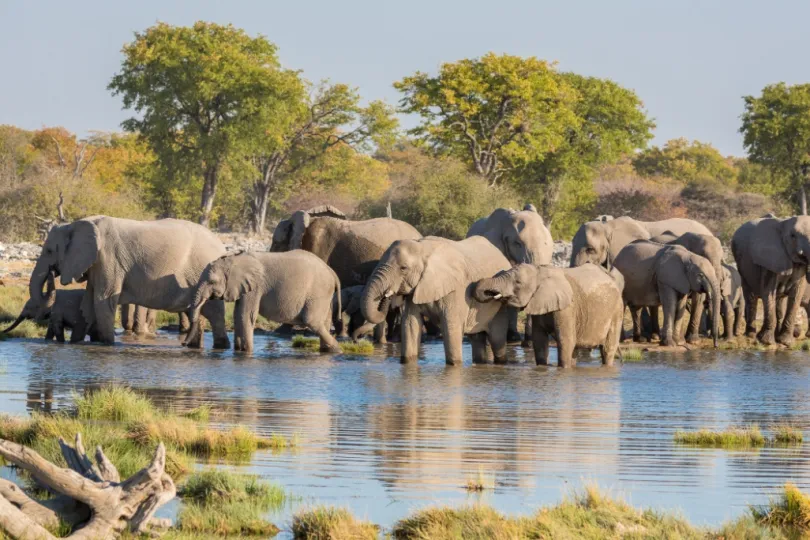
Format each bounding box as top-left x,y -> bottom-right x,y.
332,270 -> 342,333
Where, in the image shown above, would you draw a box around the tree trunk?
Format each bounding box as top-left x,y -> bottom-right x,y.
248,182 -> 272,236
199,163 -> 219,227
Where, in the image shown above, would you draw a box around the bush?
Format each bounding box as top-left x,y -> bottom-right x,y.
358,146 -> 521,240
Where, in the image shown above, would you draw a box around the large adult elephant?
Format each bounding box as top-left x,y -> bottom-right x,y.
613,241 -> 721,347
571,216 -> 711,269
467,205 -> 553,342
361,236 -> 511,365
731,216 -> 810,346
28,216 -> 230,348
270,205 -> 422,287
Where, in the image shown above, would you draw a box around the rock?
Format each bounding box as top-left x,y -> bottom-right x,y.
551,241 -> 572,268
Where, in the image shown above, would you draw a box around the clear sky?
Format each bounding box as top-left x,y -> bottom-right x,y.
0,0 -> 807,156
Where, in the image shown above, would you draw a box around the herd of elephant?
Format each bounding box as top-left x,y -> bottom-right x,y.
4,205 -> 810,367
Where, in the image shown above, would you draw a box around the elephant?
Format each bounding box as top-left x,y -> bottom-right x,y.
613,241 -> 721,347
474,264 -> 624,367
731,216 -> 810,346
720,263 -> 745,339
361,236 -> 512,365
270,205 -> 422,287
570,216 -> 711,269
28,216 -> 230,348
467,204 -> 554,342
186,250 -> 342,353
336,285 -> 401,343
3,271 -> 94,343
120,304 -> 157,336
649,232 -> 725,343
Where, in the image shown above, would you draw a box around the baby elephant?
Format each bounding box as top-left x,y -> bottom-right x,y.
721,263 -> 745,339
186,250 -> 342,353
3,272 -> 93,343
475,264 -> 624,367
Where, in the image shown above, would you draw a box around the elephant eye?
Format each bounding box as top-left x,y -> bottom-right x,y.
400,265 -> 408,271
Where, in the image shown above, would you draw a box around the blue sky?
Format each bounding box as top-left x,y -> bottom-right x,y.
1,0 -> 807,156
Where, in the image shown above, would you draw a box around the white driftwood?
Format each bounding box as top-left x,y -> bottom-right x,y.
0,434 -> 175,539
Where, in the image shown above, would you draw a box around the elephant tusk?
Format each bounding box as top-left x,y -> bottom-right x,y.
800,249 -> 805,256
493,293 -> 502,299
384,290 -> 394,298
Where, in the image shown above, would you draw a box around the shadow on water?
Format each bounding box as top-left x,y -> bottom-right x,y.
4,332 -> 810,529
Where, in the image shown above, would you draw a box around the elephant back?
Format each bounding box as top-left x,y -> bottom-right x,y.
643,217 -> 712,238
453,236 -> 512,281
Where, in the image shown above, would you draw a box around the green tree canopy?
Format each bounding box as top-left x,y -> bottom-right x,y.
395,53 -> 579,184
109,21 -> 297,226
740,82 -> 810,214
632,138 -> 736,184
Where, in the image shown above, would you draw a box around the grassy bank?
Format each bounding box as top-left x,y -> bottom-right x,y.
292,334 -> 375,354
674,424 -> 803,448
0,386 -> 295,478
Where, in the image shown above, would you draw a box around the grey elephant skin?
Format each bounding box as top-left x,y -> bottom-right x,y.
650,232 -> 725,343
614,241 -> 721,347
3,272 -> 94,343
720,263 -> 745,339
475,264 -> 624,367
28,216 -> 230,348
271,205 -> 422,287
188,250 -> 341,353
120,304 -> 157,336
361,236 -> 511,365
570,216 -> 711,268
467,205 -> 554,342
732,216 -> 810,345
337,285 -> 401,343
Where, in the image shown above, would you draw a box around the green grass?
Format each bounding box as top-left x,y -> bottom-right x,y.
621,348 -> 643,362
792,339 -> 810,351
750,482 -> 810,535
674,425 -> 766,447
291,335 -> 320,350
182,404 -> 212,423
773,424 -> 804,444
176,472 -> 286,537
340,339 -> 375,354
292,506 -> 378,540
0,283 -> 48,338
74,386 -> 157,422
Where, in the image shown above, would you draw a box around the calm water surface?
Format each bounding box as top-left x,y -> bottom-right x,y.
2,332 -> 810,536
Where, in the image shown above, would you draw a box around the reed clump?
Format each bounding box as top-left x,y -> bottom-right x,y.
673,425 -> 766,447
292,506 -> 378,540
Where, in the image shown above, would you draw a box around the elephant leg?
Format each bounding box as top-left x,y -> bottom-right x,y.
120,304 -> 134,334
805,305 -> 810,338
469,332 -> 490,364
146,308 -> 157,334
659,287 -> 680,347
602,309 -> 623,367
721,297 -> 734,340
487,306 -> 509,364
374,322 -> 387,345
335,312 -> 348,338
757,273 -> 778,345
742,282 -> 757,338
69,320 -> 88,343
685,292 -> 704,343
94,297 -> 118,345
201,299 -> 231,350
352,322 -> 375,341
532,318 -> 550,366
133,305 -> 151,336
777,279 -> 805,346
54,321 -> 66,344
441,315 -> 465,366
45,324 -> 54,341
735,300 -> 746,337
400,302 -> 423,362
553,310 -> 576,368
522,315 -> 533,347
630,306 -> 643,342
649,307 -> 660,341
506,307 -> 521,343
316,306 -> 341,354
233,294 -> 260,353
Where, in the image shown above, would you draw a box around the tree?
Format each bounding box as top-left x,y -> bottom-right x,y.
109,22 -> 294,226
740,83 -> 810,214
395,53 -> 579,185
243,82 -> 397,234
632,138 -> 736,185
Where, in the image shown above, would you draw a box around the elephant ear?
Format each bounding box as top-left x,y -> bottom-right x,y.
289,211 -> 311,250
721,266 -> 733,297
306,205 -> 346,219
525,267 -> 573,315
655,248 -> 691,295
224,254 -> 265,300
61,220 -> 100,285
412,245 -> 466,304
752,219 -> 793,274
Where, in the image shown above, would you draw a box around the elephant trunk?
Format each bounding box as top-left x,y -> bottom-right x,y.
28,258 -> 51,310
2,313 -> 28,334
361,267 -> 394,325
474,275 -> 507,303
709,278 -> 721,349
182,282 -> 211,346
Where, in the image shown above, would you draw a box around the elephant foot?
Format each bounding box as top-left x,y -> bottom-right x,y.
521,339 -> 533,348
757,329 -> 775,345
794,326 -> 803,339
506,330 -> 523,344
493,356 -> 508,365
213,336 -> 231,350
805,330 -> 810,339
632,335 -> 644,343
777,331 -> 795,347
685,333 -> 699,345
745,329 -> 757,339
